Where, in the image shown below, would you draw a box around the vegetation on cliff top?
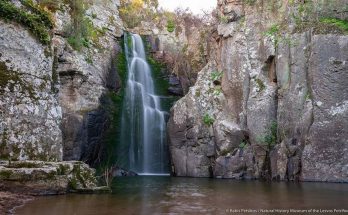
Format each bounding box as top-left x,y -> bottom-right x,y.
119,0 -> 159,28
0,0 -> 54,44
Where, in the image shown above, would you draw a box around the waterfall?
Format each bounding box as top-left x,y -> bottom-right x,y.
119,33 -> 169,175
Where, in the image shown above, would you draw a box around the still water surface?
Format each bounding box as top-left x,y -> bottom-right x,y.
16,177 -> 348,215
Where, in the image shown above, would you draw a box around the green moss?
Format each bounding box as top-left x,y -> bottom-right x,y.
0,170 -> 12,179
203,113 -> 214,126
239,140 -> 247,149
243,0 -> 256,6
147,56 -> 170,95
0,0 -> 52,44
95,39 -> 128,175
195,89 -> 201,97
0,128 -> 8,158
51,47 -> 59,92
320,18 -> 348,34
144,37 -> 177,111
255,78 -> 266,92
57,164 -> 70,175
7,162 -> 42,168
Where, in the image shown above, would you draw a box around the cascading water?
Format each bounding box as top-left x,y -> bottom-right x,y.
119,33 -> 169,175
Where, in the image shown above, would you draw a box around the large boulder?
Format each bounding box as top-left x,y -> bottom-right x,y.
0,161 -> 101,195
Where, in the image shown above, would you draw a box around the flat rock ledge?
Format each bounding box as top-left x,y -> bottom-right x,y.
0,160 -> 108,195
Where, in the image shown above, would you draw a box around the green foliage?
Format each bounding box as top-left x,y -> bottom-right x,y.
63,0 -> 107,51
63,0 -> 97,51
212,86 -> 222,96
166,19 -> 175,33
210,71 -> 223,82
263,24 -> 282,45
320,18 -> 348,33
0,0 -> 52,44
203,113 -> 214,126
258,121 -> 278,149
36,0 -> 62,12
255,78 -> 266,92
243,0 -> 256,6
305,90 -> 312,100
264,24 -> 280,37
219,15 -> 229,24
21,0 -> 54,29
119,0 -> 159,28
239,140 -> 247,149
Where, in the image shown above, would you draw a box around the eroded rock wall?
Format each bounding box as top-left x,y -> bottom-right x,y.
168,0 -> 348,182
54,0 -> 123,162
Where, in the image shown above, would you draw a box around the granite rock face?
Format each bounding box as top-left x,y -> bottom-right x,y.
0,20 -> 63,161
302,35 -> 348,182
168,0 -> 348,182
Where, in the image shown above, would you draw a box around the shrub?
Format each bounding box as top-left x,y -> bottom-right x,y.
166,19 -> 175,33
258,121 -> 278,148
210,71 -> 223,82
203,113 -> 214,126
21,0 -> 55,29
119,0 -> 159,28
64,0 -> 104,51
255,78 -> 266,92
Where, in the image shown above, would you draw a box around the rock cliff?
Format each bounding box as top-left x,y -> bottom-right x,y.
168,0 -> 348,182
0,0 -> 124,166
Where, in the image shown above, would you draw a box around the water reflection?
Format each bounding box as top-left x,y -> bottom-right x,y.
16,177 -> 348,215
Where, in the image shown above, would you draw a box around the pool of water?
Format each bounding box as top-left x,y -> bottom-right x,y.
15,177 -> 348,215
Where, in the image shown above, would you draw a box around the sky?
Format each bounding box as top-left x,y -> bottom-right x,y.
158,0 -> 217,14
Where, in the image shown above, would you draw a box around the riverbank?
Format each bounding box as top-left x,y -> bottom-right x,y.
0,191 -> 33,215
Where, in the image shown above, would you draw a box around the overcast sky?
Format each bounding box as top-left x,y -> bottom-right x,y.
158,0 -> 217,14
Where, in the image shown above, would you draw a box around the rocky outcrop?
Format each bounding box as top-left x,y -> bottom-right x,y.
168,0 -> 348,182
0,0 -> 124,166
0,160 -> 105,195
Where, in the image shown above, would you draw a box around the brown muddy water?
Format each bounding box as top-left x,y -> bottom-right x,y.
15,176 -> 348,215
